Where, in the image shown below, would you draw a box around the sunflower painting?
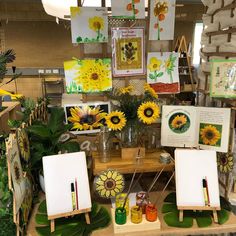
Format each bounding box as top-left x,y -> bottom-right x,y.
64,102 -> 110,134
199,123 -> 222,147
70,7 -> 108,43
64,58 -> 112,94
168,112 -> 190,134
94,170 -> 125,198
17,128 -> 30,162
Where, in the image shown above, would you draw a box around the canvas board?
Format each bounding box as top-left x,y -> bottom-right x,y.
175,149 -> 220,208
43,152 -> 91,217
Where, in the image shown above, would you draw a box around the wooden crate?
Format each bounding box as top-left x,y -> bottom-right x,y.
121,147 -> 145,160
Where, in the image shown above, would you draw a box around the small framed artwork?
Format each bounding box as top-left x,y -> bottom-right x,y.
70,7 -> 108,43
64,58 -> 112,94
210,59 -> 236,98
111,27 -> 145,77
64,101 -> 110,134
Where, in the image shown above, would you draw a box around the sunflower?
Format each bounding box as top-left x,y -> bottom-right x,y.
71,7 -> 81,18
105,111 -> 127,131
171,115 -> 187,129
217,153 -> 234,173
154,1 -> 168,17
68,106 -> 107,131
17,128 -> 30,162
118,85 -> 134,95
89,16 -> 104,32
200,125 -> 221,146
137,101 -> 160,124
74,59 -> 112,93
95,170 -> 125,198
14,162 -> 21,184
144,83 -> 158,99
148,57 -> 162,72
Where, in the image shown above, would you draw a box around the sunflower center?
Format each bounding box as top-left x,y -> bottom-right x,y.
111,116 -> 121,124
81,115 -> 96,125
176,120 -> 183,125
206,130 -> 214,140
93,21 -> 101,30
104,178 -> 115,190
153,64 -> 158,69
144,108 -> 154,117
91,73 -> 99,80
221,157 -> 227,165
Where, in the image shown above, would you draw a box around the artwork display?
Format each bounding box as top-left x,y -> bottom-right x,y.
147,52 -> 180,93
111,27 -> 145,77
64,101 -> 110,134
111,0 -> 145,19
64,58 -> 112,94
149,0 -> 176,40
70,7 -> 108,43
210,59 -> 236,98
161,105 -> 231,152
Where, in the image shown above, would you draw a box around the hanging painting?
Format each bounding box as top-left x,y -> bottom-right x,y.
149,0 -> 176,40
112,27 -> 145,77
210,59 -> 236,98
64,58 -> 112,93
70,7 -> 108,43
64,101 -> 110,134
111,0 -> 145,19
147,52 -> 180,93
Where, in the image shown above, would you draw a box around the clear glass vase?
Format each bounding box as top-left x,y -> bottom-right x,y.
98,126 -> 111,163
121,121 -> 138,148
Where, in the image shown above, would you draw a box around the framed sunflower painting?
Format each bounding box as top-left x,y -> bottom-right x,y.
70,7 -> 108,43
64,58 -> 112,94
64,101 -> 110,134
147,52 -> 180,94
111,27 -> 145,77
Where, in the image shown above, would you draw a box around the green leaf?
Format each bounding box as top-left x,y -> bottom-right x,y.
195,211 -> 212,227
76,37 -> 82,42
38,200 -> 47,214
35,214 -> 49,226
220,196 -> 232,212
149,74 -> 156,80
217,209 -> 230,225
164,211 -> 193,228
156,72 -> 164,77
163,192 -> 176,203
48,108 -> 65,134
162,203 -> 178,213
60,142 -> 80,153
27,125 -> 51,139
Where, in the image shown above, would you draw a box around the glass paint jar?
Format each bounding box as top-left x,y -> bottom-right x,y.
145,204 -> 158,222
115,207 -> 126,225
136,191 -> 148,214
115,193 -> 129,215
131,206 -> 142,224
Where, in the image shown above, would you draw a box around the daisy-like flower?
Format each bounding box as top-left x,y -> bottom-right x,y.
164,53 -> 177,83
89,16 -> 104,32
171,115 -> 187,129
154,1 -> 168,18
200,124 -> 221,146
17,128 -> 30,162
137,101 -> 160,124
148,57 -> 162,72
95,170 -> 125,198
105,111 -> 127,131
144,83 -> 158,99
118,85 -> 134,95
217,153 -> 234,173
70,7 -> 81,18
68,106 -> 107,131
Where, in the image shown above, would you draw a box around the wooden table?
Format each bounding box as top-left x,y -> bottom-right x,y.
92,149 -> 174,175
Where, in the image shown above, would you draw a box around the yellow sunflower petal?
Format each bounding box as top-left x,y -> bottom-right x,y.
100,174 -> 108,181
110,190 -> 116,197
105,190 -> 111,198
111,171 -> 118,180
100,189 -> 106,197
96,185 -> 105,191
107,170 -> 112,178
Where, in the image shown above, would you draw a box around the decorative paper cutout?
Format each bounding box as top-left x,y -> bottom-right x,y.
149,0 -> 176,40
64,58 -> 112,94
70,7 -> 108,43
147,52 -> 180,94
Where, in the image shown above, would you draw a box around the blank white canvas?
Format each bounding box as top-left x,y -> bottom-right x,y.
175,149 -> 220,208
43,152 -> 91,217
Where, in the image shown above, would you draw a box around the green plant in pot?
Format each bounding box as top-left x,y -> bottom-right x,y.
27,107 -> 80,191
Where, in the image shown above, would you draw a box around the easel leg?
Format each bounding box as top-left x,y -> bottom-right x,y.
85,212 -> 91,224
213,210 -> 218,223
50,219 -> 55,233
179,210 -> 183,222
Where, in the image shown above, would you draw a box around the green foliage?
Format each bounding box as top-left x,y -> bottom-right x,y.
35,200 -> 111,236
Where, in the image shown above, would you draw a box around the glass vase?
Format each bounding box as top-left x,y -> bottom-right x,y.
121,121 -> 138,148
98,126 -> 111,163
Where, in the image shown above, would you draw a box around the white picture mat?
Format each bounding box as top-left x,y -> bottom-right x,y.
43,152 -> 91,217
175,149 -> 220,208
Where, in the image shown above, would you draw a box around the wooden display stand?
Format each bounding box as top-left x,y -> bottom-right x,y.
121,147 -> 145,159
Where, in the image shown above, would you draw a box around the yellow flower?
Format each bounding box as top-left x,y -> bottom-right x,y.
71,7 -> 81,17
74,59 -> 112,93
154,1 -> 168,17
200,125 -> 221,146
68,106 -> 107,131
148,57 -> 162,72
118,85 -> 134,95
171,115 -> 187,129
95,170 -> 125,198
144,83 -> 158,99
105,111 -> 126,131
89,16 -> 104,32
138,102 -> 160,124
17,128 -> 30,162
217,153 -> 234,173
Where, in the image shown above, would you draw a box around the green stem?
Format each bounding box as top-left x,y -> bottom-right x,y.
157,19 -> 160,40
170,72 -> 173,83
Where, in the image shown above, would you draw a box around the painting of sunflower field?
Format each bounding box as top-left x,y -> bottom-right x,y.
168,112 -> 190,134
70,7 -> 108,43
64,102 -> 110,134
64,58 -> 112,94
199,123 -> 222,147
